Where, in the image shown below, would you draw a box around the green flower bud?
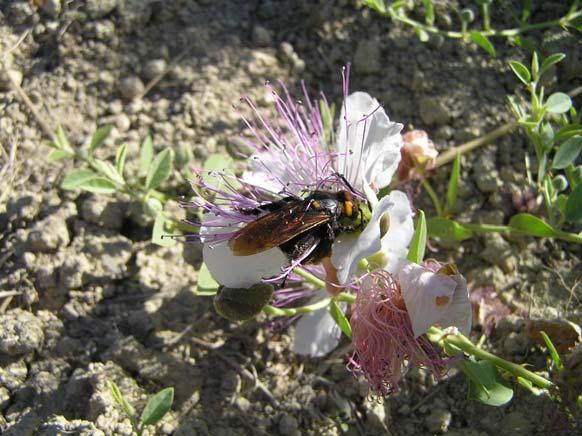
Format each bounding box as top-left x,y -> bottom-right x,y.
552,174 -> 568,193
460,8 -> 475,23
214,283 -> 274,322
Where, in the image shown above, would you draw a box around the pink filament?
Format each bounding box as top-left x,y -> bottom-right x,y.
348,270 -> 448,396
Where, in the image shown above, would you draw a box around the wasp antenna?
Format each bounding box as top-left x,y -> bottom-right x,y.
334,172 -> 357,194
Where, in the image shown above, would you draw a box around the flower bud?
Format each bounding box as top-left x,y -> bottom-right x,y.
213,283 -> 274,322
396,130 -> 438,181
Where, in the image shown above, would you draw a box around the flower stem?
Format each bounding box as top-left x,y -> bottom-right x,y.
263,297 -> 331,317
421,178 -> 444,217
428,327 -> 553,390
292,267 -> 326,289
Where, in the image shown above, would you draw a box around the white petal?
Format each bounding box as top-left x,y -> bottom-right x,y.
335,92 -> 403,191
331,195 -> 395,284
398,262 -> 458,338
201,214 -> 289,288
292,301 -> 341,357
380,191 -> 415,273
437,274 -> 472,337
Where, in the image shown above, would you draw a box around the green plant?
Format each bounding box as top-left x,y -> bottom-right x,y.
508,52 -> 582,227
46,126 -> 196,245
364,0 -> 582,56
109,381 -> 174,436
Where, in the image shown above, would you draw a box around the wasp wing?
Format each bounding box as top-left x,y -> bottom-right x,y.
228,201 -> 332,256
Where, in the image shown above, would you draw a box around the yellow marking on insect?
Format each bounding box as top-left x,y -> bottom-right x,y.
312,200 -> 321,209
344,201 -> 353,217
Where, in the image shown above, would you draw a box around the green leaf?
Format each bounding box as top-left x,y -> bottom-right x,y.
201,153 -> 236,195
531,51 -> 539,80
77,177 -> 117,194
446,152 -> 461,213
329,300 -> 352,339
540,53 -> 565,77
92,159 -> 125,185
427,217 -> 473,241
460,360 -> 514,406
508,213 -> 562,238
546,92 -> 572,114
407,210 -> 427,264
55,124 -> 73,152
140,387 -> 174,426
508,61 -> 531,85
145,149 -> 173,190
553,136 -> 582,169
363,0 -> 386,14
89,125 -> 113,154
61,169 -> 99,190
48,149 -> 73,161
196,262 -> 220,296
422,0 -> 434,25
540,122 -> 554,152
555,124 -> 582,142
539,331 -> 564,372
108,381 -> 136,419
138,135 -> 154,178
470,32 -> 496,56
115,143 -> 127,176
565,184 -> 582,223
143,197 -> 163,218
152,212 -> 177,247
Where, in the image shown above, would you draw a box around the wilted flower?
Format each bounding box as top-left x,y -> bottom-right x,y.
348,262 -> 471,395
396,130 -> 438,182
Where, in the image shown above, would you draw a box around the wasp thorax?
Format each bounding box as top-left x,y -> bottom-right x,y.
213,283 -> 274,322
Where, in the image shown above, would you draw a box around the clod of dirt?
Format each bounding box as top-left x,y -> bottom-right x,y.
84,0 -> 119,19
354,39 -> 382,73
80,196 -> 128,231
0,309 -> 44,356
118,76 -> 144,101
37,415 -> 105,436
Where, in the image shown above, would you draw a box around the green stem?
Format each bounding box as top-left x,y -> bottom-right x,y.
421,178 -> 444,217
386,7 -> 580,40
293,267 -> 326,289
429,327 -> 552,390
263,297 -> 330,317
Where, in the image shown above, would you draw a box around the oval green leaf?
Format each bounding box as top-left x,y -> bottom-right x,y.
77,177 -> 117,194
108,381 -> 136,419
546,92 -> 572,114
565,184 -> 582,224
407,210 -> 427,264
329,300 -> 352,339
196,262 -> 220,296
138,135 -> 154,177
508,61 -> 531,85
90,125 -> 113,154
140,387 -> 174,426
152,212 -> 177,247
540,53 -> 565,77
508,213 -> 561,238
470,32 -> 496,56
61,169 -> 99,190
460,360 -> 514,406
115,143 -> 127,176
92,159 -> 125,185
553,136 -> 582,169
48,149 -> 73,162
145,149 -> 173,190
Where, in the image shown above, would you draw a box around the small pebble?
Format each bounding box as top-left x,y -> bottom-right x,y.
118,76 -> 144,101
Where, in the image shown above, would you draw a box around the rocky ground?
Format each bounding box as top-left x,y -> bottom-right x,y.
0,1 -> 581,435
